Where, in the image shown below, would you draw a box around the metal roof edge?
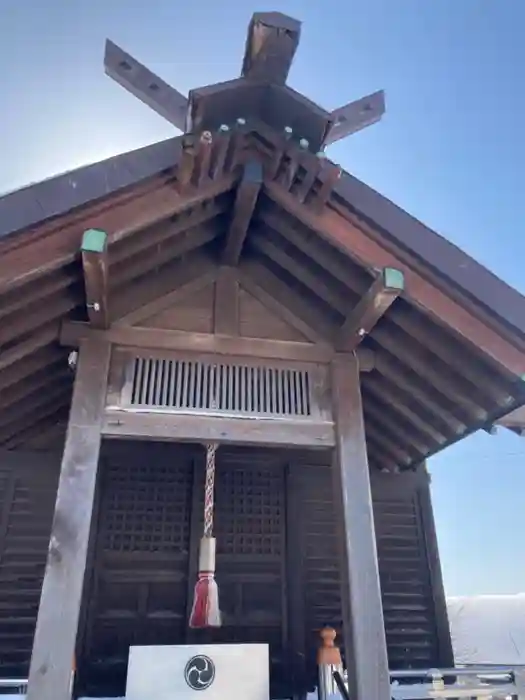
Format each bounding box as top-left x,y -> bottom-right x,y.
0,136 -> 183,243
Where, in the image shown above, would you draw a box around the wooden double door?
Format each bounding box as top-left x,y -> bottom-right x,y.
79,441 -> 290,697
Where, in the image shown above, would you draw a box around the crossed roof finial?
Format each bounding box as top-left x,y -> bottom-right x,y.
104,11 -> 385,152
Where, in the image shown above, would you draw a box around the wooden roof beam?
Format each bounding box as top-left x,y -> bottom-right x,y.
0,363 -> 70,412
0,397 -> 70,447
496,405 -> 525,429
0,386 -> 70,443
0,325 -> 58,373
2,412 -> 67,450
81,229 -> 109,329
337,267 -> 404,351
493,405 -> 525,436
0,346 -> 64,393
266,179 -> 525,378
260,207 -> 514,408
362,374 -> 448,446
104,40 -> 188,131
60,322 -> 341,364
0,294 -> 79,349
223,160 -> 263,264
1,175 -> 235,293
238,259 -> 375,369
324,90 -> 386,146
373,351 -> 467,435
242,12 -> 301,85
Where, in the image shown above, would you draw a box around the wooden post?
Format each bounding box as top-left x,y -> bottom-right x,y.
331,353 -> 390,700
27,338 -> 111,700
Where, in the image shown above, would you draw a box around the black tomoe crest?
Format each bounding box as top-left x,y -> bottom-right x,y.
184,655 -> 216,691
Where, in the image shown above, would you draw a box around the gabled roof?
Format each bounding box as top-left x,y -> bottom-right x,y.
1,11 -> 524,463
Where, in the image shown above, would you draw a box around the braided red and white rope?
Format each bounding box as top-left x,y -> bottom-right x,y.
203,442 -> 218,538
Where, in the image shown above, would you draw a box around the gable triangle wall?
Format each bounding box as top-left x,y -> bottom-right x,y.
238,287 -> 310,342
130,275 -> 312,343
137,283 -> 215,333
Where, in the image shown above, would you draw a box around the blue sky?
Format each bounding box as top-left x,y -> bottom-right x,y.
1,0 -> 524,596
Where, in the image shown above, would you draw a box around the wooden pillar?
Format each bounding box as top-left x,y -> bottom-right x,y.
27,338 -> 111,700
331,353 -> 390,700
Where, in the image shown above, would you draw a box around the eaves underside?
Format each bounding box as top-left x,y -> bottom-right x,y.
0,128 -> 524,463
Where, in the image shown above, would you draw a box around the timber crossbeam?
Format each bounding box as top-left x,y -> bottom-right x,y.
60,321 -> 376,369
103,410 -> 335,448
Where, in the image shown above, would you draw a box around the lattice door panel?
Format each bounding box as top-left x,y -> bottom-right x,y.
81,443 -> 197,697
211,449 -> 287,654
98,448 -> 193,556
215,458 -> 284,557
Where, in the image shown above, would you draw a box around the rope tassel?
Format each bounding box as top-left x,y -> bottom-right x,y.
189,442 -> 222,628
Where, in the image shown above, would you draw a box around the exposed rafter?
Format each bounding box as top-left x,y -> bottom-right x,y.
0,174 -> 235,293
257,207 -> 513,409
265,179 -> 525,378
223,160 -> 263,264
337,267 -> 404,351
81,229 -> 109,329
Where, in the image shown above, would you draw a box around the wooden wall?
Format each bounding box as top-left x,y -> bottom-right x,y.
134,276 -> 311,342
0,445 -> 452,696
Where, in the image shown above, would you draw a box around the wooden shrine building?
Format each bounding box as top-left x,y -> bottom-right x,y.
0,11 -> 524,700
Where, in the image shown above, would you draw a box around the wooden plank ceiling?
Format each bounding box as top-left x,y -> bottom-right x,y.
1,123 -> 524,467
1,9 -> 524,464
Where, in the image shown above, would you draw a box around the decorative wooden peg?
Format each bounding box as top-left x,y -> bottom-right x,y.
317,627 -> 342,666
317,627 -> 344,700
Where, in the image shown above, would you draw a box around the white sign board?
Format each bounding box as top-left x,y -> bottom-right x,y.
126,643 -> 269,700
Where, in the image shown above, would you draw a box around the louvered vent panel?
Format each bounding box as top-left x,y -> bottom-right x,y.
128,357 -> 314,418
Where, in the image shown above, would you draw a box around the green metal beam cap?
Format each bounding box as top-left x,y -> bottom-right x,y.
383,267 -> 405,291
81,228 -> 108,253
